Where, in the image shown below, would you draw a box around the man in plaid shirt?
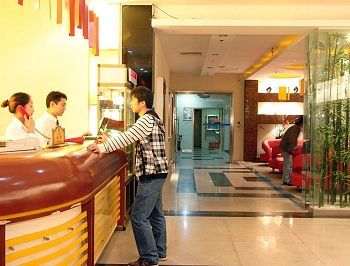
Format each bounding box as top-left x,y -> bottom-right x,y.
88,86 -> 168,266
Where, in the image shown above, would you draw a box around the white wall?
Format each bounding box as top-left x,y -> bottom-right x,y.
153,33 -> 173,161
0,1 -> 89,137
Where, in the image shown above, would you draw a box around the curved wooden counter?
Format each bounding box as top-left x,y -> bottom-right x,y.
0,142 -> 126,220
0,142 -> 128,265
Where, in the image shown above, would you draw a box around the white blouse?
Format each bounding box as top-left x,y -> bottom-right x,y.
5,117 -> 37,138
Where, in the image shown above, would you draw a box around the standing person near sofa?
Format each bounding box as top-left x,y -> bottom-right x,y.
279,116 -> 303,186
1,92 -> 36,138
88,86 -> 168,266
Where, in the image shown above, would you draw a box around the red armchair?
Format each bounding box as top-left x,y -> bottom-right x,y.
268,145 -> 283,172
290,153 -> 311,188
259,139 -> 281,163
268,139 -> 305,172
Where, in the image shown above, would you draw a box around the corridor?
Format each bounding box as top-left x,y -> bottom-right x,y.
97,149 -> 350,266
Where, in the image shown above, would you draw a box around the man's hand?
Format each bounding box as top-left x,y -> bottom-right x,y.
96,133 -> 109,143
87,133 -> 109,153
87,143 -> 100,153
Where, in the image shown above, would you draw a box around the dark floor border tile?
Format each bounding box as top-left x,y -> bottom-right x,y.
234,186 -> 283,191
196,192 -> 293,198
163,210 -> 311,218
223,170 -> 253,173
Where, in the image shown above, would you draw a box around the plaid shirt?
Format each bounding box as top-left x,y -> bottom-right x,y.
98,110 -> 168,177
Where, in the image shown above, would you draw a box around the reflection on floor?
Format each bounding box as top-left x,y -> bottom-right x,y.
97,149 -> 350,266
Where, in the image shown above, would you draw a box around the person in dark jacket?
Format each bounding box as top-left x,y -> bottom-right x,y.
88,86 -> 168,266
279,116 -> 303,186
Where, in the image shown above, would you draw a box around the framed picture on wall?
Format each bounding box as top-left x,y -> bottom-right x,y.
183,107 -> 193,121
206,114 -> 219,130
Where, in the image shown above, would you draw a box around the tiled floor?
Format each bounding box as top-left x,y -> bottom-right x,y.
97,149 -> 350,266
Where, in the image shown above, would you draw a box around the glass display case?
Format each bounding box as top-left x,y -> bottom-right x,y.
97,64 -> 136,174
97,64 -> 137,226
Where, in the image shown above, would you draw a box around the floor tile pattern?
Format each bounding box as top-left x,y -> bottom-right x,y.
176,169 -> 197,193
97,149 -> 350,266
209,172 -> 233,187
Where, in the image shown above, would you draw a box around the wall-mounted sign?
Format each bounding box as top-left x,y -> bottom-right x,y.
206,115 -> 220,130
183,107 -> 193,121
128,68 -> 137,85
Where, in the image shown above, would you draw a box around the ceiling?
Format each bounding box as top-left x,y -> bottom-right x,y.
155,31 -> 307,80
146,0 -> 350,80
117,0 -> 350,80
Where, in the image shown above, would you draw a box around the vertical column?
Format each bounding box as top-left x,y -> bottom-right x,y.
244,80 -> 258,161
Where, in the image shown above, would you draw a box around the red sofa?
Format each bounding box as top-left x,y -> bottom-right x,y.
268,139 -> 305,172
293,146 -> 350,189
259,139 -> 281,163
290,153 -> 311,188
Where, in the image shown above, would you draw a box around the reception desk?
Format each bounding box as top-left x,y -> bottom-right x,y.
0,142 -> 127,266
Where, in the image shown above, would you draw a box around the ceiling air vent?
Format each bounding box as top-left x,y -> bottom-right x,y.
180,52 -> 202,56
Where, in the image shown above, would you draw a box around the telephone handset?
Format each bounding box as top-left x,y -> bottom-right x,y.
17,105 -> 29,119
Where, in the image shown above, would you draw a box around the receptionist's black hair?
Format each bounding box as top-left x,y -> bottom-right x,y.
46,91 -> 67,108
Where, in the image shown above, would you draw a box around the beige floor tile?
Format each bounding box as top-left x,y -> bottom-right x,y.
96,151 -> 349,266
234,241 -> 322,266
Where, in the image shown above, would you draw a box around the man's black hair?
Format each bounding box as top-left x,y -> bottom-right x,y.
46,91 -> 67,108
130,86 -> 153,109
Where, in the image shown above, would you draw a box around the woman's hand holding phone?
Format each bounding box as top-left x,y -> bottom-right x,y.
17,105 -> 35,133
24,115 -> 35,133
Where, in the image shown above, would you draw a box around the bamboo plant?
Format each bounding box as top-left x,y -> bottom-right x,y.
307,31 -> 350,208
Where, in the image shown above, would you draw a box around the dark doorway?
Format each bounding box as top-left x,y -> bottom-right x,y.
193,109 -> 202,148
